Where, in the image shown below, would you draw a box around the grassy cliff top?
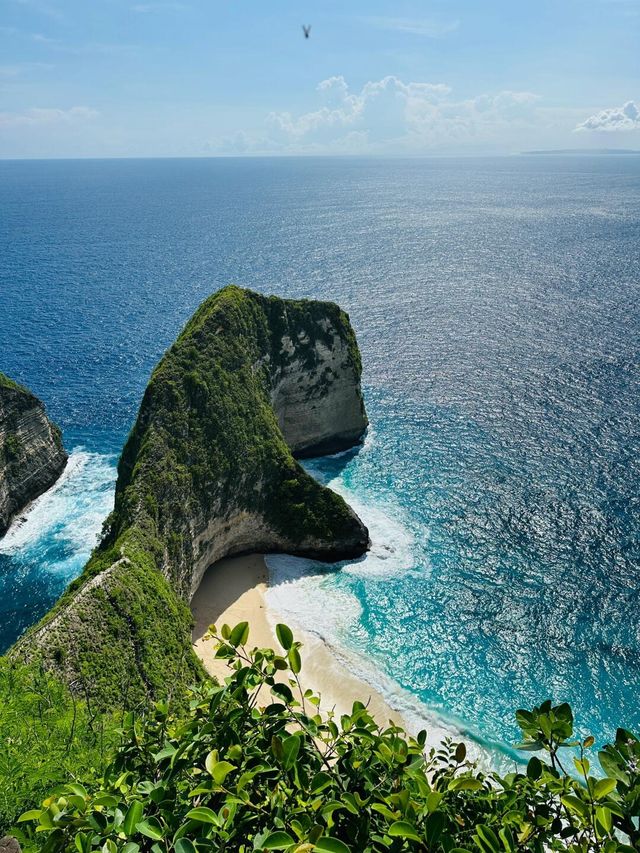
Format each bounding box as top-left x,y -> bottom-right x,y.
0,372 -> 30,396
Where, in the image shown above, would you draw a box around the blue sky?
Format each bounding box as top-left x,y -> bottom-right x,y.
1,0 -> 639,157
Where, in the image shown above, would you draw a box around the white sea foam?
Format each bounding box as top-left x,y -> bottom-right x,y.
265,468 -> 512,771
0,448 -> 117,576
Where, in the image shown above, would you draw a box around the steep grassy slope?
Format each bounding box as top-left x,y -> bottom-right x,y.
11,286 -> 369,706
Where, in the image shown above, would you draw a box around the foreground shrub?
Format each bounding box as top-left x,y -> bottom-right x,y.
18,625 -> 640,851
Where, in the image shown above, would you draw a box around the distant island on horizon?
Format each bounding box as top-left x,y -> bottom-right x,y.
521,147 -> 640,156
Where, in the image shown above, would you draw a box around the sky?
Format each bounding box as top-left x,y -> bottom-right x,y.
0,0 -> 639,158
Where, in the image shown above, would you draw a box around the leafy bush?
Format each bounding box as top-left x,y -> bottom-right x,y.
18,626 -> 640,852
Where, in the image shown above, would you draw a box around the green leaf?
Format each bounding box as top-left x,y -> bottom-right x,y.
174,840 -> 196,853
527,756 -> 542,780
561,796 -> 589,819
448,777 -> 483,792
123,801 -> 144,836
229,621 -> 249,647
282,734 -> 301,770
288,646 -> 301,675
474,825 -> 501,853
208,759 -> 236,785
271,683 -> 294,704
185,807 -> 218,825
498,827 -> 515,853
573,757 -> 589,777
17,809 -> 43,823
310,771 -> 333,793
596,806 -> 613,834
455,742 -> 467,762
593,778 -> 617,801
261,831 -> 295,849
314,838 -> 352,853
204,749 -> 218,775
67,784 -> 88,798
425,811 -> 445,843
388,821 -> 422,842
136,819 -> 165,841
276,623 -> 294,651
598,750 -> 630,785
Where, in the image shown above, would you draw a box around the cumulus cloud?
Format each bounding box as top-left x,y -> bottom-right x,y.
575,100 -> 640,132
264,75 -> 540,153
0,105 -> 98,130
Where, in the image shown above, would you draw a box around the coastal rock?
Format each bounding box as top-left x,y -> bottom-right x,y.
0,837 -> 21,853
13,287 -> 369,702
0,373 -> 67,537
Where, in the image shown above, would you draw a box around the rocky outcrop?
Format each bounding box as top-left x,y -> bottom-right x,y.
0,373 -> 67,537
13,287 -> 369,704
0,837 -> 21,853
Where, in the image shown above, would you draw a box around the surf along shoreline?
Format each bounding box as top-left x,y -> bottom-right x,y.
192,553 -> 407,726
192,552 -> 514,769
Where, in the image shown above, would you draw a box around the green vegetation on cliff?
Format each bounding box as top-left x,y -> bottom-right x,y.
0,373 -> 26,393
11,286 -> 368,709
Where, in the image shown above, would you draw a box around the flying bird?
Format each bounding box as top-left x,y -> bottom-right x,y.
302,24 -> 311,39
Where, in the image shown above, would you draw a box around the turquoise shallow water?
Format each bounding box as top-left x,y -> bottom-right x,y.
0,156 -> 638,756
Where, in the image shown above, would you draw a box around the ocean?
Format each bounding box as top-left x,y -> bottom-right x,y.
1,155 -> 638,760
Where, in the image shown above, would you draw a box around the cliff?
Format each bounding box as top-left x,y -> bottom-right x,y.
12,287 -> 369,703
0,373 -> 67,537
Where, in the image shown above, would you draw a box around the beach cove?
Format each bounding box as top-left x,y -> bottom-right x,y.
192,553 -> 406,728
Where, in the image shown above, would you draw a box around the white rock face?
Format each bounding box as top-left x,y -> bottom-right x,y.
271,334 -> 368,457
0,379 -> 67,536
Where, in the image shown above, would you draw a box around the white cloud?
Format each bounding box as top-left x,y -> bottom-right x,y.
364,16 -> 460,37
0,106 -> 98,130
264,75 -> 540,153
575,100 -> 640,132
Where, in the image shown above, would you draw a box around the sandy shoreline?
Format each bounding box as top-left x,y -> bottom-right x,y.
192,553 -> 406,728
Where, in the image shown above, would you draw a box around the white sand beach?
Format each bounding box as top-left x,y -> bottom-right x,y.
191,553 -> 406,728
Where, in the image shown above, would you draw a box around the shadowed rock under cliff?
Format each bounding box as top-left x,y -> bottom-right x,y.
0,373 -> 67,537
12,287 -> 369,703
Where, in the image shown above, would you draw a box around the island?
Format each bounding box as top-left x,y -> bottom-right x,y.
12,286 -> 369,704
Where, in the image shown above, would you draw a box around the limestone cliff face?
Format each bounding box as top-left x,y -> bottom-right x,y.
271,322 -> 368,458
13,287 -> 369,703
0,373 -> 67,537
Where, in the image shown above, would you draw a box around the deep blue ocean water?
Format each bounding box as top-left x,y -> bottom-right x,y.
1,156 -> 638,757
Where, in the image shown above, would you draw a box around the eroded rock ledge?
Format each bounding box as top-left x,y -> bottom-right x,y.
13,287 -> 369,703
0,373 -> 67,537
